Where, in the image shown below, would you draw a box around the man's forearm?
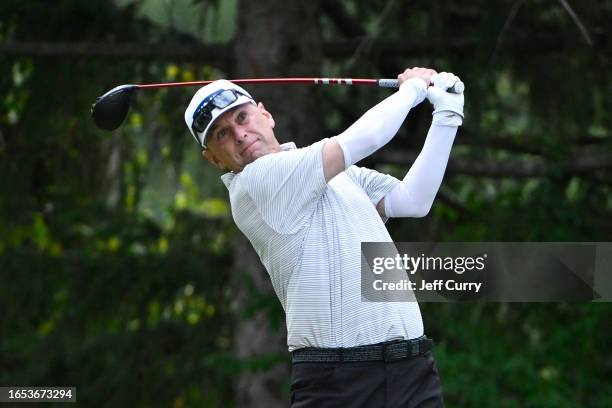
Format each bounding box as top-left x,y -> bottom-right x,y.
384,122 -> 458,218
333,78 -> 427,168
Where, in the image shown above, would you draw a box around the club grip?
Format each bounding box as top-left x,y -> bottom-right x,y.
377,78 -> 464,94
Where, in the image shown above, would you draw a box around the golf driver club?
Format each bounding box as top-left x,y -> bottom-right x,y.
91,76 -> 465,131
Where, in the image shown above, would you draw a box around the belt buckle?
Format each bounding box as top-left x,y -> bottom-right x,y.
411,339 -> 420,356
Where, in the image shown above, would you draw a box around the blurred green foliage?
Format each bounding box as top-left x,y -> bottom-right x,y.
1,0 -> 611,407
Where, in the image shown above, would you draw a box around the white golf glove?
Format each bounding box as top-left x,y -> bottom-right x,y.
427,72 -> 464,126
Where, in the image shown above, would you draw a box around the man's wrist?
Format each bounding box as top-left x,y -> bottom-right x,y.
432,111 -> 463,126
399,78 -> 428,106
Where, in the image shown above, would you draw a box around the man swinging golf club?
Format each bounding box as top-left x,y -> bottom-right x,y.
184,67 -> 464,407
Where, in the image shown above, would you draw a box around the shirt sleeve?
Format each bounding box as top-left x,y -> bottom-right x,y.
345,165 -> 400,207
383,123 -> 457,218
241,139 -> 328,234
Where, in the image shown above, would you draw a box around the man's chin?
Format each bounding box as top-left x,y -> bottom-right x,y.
244,149 -> 268,163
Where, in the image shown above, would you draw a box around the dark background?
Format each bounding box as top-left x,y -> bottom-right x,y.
1,0 -> 611,406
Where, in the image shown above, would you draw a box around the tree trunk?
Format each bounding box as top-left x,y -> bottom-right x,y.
231,1 -> 323,407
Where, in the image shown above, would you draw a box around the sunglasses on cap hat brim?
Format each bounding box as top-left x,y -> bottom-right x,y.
191,88 -> 253,149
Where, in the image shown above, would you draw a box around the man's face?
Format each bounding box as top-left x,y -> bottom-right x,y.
202,102 -> 281,172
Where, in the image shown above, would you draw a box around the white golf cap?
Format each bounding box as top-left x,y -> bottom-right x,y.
184,79 -> 255,148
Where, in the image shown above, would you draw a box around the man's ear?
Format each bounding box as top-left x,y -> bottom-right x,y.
202,149 -> 225,170
257,102 -> 275,129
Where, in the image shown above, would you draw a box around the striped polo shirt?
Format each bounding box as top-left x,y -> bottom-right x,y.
221,140 -> 424,352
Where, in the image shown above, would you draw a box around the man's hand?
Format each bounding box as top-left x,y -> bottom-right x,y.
397,67 -> 437,108
397,67 -> 437,87
427,72 -> 465,126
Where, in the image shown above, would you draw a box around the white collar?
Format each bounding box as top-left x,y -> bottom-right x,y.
220,141 -> 297,187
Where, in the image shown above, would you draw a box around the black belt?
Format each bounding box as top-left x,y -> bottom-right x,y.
291,335 -> 433,363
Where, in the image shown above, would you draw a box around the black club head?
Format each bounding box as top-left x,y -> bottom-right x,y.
91,85 -> 138,131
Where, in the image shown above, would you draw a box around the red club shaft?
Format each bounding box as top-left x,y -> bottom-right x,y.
137,78 -> 381,89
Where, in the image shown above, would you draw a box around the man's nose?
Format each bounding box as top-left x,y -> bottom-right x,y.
233,127 -> 248,144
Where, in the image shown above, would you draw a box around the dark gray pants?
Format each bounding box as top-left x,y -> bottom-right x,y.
290,351 -> 444,408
